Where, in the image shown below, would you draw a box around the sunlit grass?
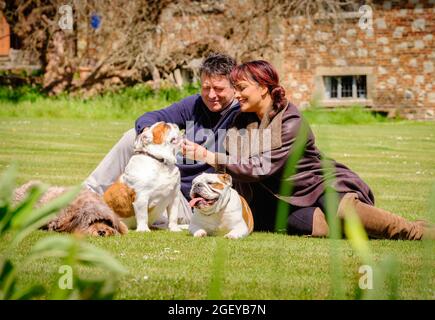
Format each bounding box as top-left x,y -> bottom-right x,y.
0,117 -> 434,299
0,84 -> 200,120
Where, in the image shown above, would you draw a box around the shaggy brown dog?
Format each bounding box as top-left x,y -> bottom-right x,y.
14,181 -> 128,237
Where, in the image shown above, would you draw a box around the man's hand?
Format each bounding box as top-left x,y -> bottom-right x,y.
181,139 -> 208,162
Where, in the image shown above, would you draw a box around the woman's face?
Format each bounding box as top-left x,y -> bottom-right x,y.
234,78 -> 268,113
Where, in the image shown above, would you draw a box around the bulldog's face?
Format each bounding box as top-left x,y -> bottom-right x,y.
134,122 -> 183,153
189,173 -> 232,214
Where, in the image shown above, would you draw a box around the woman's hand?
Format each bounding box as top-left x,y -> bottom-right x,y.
181,139 -> 210,162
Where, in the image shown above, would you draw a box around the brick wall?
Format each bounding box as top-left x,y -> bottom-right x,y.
0,14 -> 10,56
281,1 -> 435,119
54,1 -> 435,119
154,1 -> 434,119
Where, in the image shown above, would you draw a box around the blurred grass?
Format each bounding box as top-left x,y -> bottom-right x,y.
0,116 -> 434,299
0,84 -> 392,124
1,118 -> 433,220
0,84 -> 200,120
1,229 -> 433,299
302,105 -> 390,124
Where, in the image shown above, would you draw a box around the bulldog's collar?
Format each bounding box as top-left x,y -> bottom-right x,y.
134,150 -> 166,164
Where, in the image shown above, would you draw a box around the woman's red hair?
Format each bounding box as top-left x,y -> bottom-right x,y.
230,60 -> 288,119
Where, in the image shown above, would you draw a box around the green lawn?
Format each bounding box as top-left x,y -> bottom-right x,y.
0,117 -> 434,299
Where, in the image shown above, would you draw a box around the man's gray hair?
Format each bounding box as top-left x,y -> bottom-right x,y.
199,53 -> 236,78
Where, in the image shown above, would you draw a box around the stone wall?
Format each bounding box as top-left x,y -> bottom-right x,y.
282,1 -> 435,119
7,1 -> 434,119
155,1 -> 434,119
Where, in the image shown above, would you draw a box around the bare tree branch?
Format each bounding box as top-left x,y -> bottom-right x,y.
3,0 -> 359,95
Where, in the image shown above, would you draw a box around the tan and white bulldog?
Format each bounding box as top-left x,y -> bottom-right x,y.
104,122 -> 184,232
188,173 -> 254,239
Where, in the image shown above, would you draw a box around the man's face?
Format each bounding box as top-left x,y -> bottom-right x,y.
200,74 -> 235,112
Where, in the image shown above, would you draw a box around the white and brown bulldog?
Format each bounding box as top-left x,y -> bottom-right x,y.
104,121 -> 185,232
188,173 -> 254,239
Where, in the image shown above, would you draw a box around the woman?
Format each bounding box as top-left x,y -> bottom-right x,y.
182,60 -> 432,240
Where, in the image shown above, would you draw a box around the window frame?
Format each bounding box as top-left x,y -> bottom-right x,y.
324,75 -> 367,100
314,66 -> 374,108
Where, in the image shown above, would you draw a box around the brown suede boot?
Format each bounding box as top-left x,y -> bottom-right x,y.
337,193 -> 431,240
311,208 -> 329,237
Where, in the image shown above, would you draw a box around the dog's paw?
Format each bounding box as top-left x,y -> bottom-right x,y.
193,229 -> 207,237
224,231 -> 245,239
136,225 -> 151,232
169,224 -> 183,232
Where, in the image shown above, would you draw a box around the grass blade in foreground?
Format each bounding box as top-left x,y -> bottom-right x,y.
320,158 -> 345,299
0,165 -> 17,235
30,235 -> 127,275
11,185 -> 81,246
207,238 -> 227,300
275,119 -> 310,233
419,183 -> 435,300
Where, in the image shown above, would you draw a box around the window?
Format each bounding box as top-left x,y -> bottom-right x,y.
324,75 -> 367,99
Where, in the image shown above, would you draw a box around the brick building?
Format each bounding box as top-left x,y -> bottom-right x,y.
1,1 -> 434,119
281,1 -> 435,120
0,13 -> 10,57
155,1 -> 434,119
0,12 -> 39,72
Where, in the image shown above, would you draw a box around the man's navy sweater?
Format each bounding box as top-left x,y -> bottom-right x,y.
135,94 -> 240,200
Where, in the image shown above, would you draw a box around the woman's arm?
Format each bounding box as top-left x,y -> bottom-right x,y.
182,112 -> 304,182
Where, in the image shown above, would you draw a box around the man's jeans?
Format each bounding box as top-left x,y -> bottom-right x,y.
83,128 -> 192,224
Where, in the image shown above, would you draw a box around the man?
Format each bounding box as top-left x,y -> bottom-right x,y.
84,53 -> 239,222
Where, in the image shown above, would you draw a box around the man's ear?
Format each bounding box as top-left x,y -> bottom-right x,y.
218,173 -> 232,186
